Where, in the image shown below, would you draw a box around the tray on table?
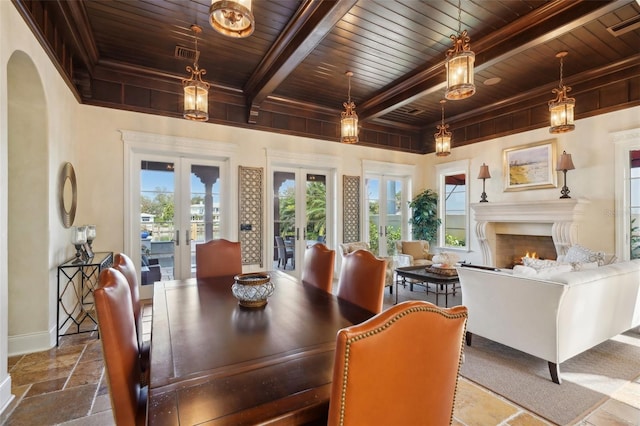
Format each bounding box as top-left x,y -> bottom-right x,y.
426,264 -> 458,276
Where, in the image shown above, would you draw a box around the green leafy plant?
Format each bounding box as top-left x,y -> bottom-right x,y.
409,188 -> 441,243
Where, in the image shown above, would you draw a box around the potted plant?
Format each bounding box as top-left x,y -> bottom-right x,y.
409,188 -> 441,243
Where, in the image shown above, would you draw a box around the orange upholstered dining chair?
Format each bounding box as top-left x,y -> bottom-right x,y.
336,249 -> 387,314
301,243 -> 335,293
112,253 -> 149,367
327,300 -> 468,426
95,268 -> 148,426
195,239 -> 242,278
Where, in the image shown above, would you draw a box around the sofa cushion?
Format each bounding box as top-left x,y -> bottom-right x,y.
564,245 -> 605,266
402,241 -> 426,260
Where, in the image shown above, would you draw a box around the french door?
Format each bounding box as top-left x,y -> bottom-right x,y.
134,154 -> 227,297
272,167 -> 331,275
365,174 -> 407,256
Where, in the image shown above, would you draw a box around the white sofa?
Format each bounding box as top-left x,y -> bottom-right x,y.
456,260 -> 640,384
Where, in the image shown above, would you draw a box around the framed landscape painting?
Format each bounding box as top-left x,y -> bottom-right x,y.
503,140 -> 557,191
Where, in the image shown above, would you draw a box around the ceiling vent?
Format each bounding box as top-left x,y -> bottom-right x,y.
175,45 -> 199,62
607,15 -> 640,37
407,108 -> 424,116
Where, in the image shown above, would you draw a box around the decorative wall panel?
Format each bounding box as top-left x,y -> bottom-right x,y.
239,166 -> 263,266
343,175 -> 360,243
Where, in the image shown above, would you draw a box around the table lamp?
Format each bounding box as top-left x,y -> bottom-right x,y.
556,151 -> 575,199
478,163 -> 491,203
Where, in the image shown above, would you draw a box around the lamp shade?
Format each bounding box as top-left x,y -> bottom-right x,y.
556,151 -> 575,171
478,163 -> 491,179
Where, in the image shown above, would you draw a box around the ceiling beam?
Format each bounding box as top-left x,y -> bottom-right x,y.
244,0 -> 357,124
358,0 -> 618,122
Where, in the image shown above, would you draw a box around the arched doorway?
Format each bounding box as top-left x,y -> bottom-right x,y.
7,50 -> 49,354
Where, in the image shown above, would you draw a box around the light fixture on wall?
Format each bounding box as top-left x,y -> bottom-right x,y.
71,226 -> 87,264
209,0 -> 255,38
183,24 -> 210,121
434,99 -> 451,156
548,51 -> 575,134
86,225 -> 96,249
341,71 -> 359,144
557,150 -> 575,199
478,163 -> 491,202
445,0 -> 475,100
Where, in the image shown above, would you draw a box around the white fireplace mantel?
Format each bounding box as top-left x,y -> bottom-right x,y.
471,198 -> 591,266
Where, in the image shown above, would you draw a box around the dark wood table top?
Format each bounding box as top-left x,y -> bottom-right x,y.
148,271 -> 374,425
395,265 -> 459,282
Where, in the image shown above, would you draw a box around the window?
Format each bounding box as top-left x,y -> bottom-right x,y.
435,160 -> 469,251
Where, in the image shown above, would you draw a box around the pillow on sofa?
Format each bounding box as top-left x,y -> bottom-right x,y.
402,241 -> 426,260
522,257 -> 559,270
564,245 -> 605,266
513,263 -> 572,278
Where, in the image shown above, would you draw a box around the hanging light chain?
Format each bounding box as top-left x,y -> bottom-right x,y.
457,0 -> 462,35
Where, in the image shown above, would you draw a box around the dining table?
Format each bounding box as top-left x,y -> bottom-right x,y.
147,270 -> 375,425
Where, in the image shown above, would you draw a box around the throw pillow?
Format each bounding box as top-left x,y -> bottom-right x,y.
564,245 -> 606,266
570,261 -> 599,271
535,263 -> 573,278
346,242 -> 368,253
522,257 -> 559,271
402,241 -> 425,260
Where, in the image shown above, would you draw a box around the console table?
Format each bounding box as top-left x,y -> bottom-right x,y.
56,251 -> 113,346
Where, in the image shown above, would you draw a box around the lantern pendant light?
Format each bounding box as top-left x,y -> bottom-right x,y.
445,0 -> 476,100
183,25 -> 210,121
209,0 -> 255,38
548,51 -> 575,134
434,100 -> 452,156
341,71 -> 359,144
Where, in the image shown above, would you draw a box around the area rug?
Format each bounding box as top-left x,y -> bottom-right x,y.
459,331 -> 640,425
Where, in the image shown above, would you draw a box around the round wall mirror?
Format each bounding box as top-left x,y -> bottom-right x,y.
59,162 -> 77,228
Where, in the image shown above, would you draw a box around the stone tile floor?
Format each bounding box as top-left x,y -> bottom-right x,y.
1,290 -> 638,425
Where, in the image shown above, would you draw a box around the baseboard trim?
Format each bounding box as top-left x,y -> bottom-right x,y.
8,328 -> 54,356
0,374 -> 14,417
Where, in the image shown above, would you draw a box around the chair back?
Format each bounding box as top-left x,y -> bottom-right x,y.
112,253 -> 142,348
95,268 -> 147,426
195,239 -> 242,278
328,301 -> 468,426
275,235 -> 286,257
301,243 -> 335,293
337,249 -> 386,313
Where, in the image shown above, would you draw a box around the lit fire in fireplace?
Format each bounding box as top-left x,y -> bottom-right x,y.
512,251 -> 539,267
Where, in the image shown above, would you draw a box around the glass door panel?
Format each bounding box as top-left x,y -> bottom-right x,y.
140,160 -> 176,284
272,169 -> 329,275
138,158 -> 225,287
366,177 -> 381,255
384,179 -> 402,255
306,174 -> 327,246
273,171 -> 297,272
366,176 -> 406,256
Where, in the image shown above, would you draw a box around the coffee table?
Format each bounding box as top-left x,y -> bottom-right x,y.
394,265 -> 459,307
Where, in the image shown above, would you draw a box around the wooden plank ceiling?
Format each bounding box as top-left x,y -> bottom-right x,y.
12,0 -> 640,154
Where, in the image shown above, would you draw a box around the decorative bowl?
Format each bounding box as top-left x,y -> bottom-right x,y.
232,272 -> 274,308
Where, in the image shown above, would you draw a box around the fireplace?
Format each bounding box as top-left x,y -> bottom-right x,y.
471,199 -> 589,268
495,234 -> 557,269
